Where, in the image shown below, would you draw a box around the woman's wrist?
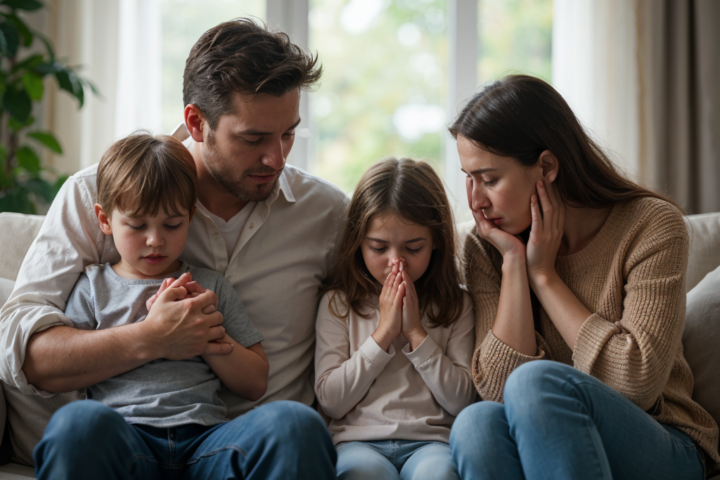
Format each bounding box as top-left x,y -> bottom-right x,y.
529,269 -> 559,291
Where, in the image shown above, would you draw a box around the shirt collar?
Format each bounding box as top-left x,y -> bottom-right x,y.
173,121 -> 296,206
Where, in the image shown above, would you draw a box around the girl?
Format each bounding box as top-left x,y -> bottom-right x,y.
449,75 -> 719,480
315,158 -> 476,480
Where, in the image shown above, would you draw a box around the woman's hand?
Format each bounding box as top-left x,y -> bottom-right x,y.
400,266 -> 427,351
372,262 -> 405,352
467,176 -> 525,259
527,180 -> 565,288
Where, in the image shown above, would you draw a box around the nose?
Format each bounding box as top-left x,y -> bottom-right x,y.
146,229 -> 164,248
466,176 -> 490,212
261,137 -> 287,171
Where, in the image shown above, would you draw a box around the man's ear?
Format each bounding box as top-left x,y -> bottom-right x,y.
184,104 -> 206,143
95,204 -> 113,236
538,150 -> 559,183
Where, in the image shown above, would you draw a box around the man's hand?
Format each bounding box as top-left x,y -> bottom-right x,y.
141,285 -> 231,360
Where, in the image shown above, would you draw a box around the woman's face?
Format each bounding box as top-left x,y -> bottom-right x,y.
457,135 -> 543,235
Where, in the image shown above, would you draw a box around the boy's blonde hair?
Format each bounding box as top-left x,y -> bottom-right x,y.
97,133 -> 197,217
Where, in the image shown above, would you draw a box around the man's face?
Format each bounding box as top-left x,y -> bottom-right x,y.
200,89 -> 301,202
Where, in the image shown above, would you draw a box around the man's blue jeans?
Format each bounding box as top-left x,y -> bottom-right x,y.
33,399 -> 336,479
449,361 -> 705,480
336,440 -> 460,480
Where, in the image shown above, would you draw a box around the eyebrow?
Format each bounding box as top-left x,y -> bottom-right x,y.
461,167 -> 498,175
365,237 -> 427,244
237,118 -> 302,136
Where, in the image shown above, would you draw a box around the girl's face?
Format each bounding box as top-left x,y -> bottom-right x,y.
457,134 -> 543,235
361,212 -> 434,285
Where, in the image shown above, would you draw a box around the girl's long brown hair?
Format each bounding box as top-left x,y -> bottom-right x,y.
323,158 -> 464,328
449,75 -> 680,210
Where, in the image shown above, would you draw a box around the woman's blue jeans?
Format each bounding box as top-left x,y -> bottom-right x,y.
33,399 -> 336,480
449,361 -> 705,480
336,440 -> 460,480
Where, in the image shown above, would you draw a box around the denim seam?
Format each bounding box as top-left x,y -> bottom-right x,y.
185,444 -> 248,466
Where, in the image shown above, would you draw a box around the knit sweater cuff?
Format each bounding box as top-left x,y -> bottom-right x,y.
572,313 -> 618,375
359,336 -> 395,369
479,330 -> 546,392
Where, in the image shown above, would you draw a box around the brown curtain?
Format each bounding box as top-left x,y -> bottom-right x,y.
638,0 -> 720,214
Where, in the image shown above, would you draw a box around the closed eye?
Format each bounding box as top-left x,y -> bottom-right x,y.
128,224 -> 145,230
370,246 -> 387,253
165,223 -> 182,230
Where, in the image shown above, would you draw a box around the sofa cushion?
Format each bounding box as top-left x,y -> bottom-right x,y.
0,279 -> 14,313
684,264 -> 720,459
0,381 -> 5,458
685,213 -> 720,292
2,384 -> 82,467
0,214 -> 44,282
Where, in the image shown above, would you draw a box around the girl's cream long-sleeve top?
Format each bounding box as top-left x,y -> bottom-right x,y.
315,291 -> 476,445
465,196 -> 719,469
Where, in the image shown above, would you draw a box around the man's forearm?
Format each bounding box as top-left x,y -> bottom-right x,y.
23,324 -> 156,393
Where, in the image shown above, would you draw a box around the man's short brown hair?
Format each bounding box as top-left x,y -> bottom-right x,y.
183,18 -> 322,130
97,133 -> 197,218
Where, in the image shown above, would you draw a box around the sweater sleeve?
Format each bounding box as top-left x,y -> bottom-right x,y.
314,292 -> 394,419
572,206 -> 689,411
464,230 -> 551,403
402,293 -> 477,416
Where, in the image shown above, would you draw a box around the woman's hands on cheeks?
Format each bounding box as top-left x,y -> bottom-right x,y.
372,262 -> 405,352
467,176 -> 525,260
526,180 -> 565,289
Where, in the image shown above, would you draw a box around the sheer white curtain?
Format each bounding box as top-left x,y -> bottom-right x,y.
47,0 -> 120,174
552,0 -> 641,181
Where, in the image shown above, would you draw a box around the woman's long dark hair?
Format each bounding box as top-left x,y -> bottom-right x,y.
449,75 -> 679,210
322,158 -> 464,328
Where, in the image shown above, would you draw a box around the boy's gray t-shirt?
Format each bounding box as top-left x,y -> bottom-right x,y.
65,262 -> 264,428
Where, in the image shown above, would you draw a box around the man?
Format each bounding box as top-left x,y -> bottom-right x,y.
0,19 -> 347,478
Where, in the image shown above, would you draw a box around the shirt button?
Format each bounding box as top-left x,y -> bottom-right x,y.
249,223 -> 254,229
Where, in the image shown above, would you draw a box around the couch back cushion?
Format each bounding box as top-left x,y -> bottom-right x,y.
0,214 -> 44,282
685,213 -> 720,292
684,265 -> 720,457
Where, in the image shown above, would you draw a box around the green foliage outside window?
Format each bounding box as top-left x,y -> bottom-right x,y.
0,0 -> 97,213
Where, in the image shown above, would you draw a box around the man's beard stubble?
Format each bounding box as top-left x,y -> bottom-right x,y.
205,134 -> 282,203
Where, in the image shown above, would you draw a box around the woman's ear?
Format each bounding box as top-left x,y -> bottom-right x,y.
94,204 -> 113,236
538,150 -> 559,183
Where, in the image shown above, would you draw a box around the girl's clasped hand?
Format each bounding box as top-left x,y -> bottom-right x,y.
374,257 -> 426,352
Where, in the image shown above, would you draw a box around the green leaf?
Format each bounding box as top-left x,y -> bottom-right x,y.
21,72 -> 43,100
0,28 -> 7,56
13,53 -> 45,73
55,68 -> 83,107
15,145 -> 40,174
27,131 -> 61,153
8,114 -> 33,131
6,14 -> 32,46
0,188 -> 35,214
32,60 -> 56,75
2,86 -> 31,122
1,0 -> 44,12
0,21 -> 20,58
81,77 -> 101,97
24,177 -> 54,202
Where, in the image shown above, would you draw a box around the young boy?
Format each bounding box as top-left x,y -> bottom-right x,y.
36,133 -> 268,472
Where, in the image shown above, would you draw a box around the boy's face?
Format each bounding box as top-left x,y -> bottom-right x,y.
95,204 -> 195,280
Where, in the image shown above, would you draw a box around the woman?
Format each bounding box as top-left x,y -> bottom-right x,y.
448,75 -> 718,480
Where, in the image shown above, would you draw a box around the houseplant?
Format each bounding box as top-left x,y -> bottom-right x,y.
0,0 -> 97,213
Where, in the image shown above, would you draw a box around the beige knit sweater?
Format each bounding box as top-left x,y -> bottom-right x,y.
464,197 -> 720,468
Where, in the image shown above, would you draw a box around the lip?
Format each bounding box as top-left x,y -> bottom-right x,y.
485,217 -> 502,225
143,255 -> 167,265
247,172 -> 279,184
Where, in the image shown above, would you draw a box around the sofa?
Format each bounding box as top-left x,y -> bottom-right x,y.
1,211 -> 720,479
